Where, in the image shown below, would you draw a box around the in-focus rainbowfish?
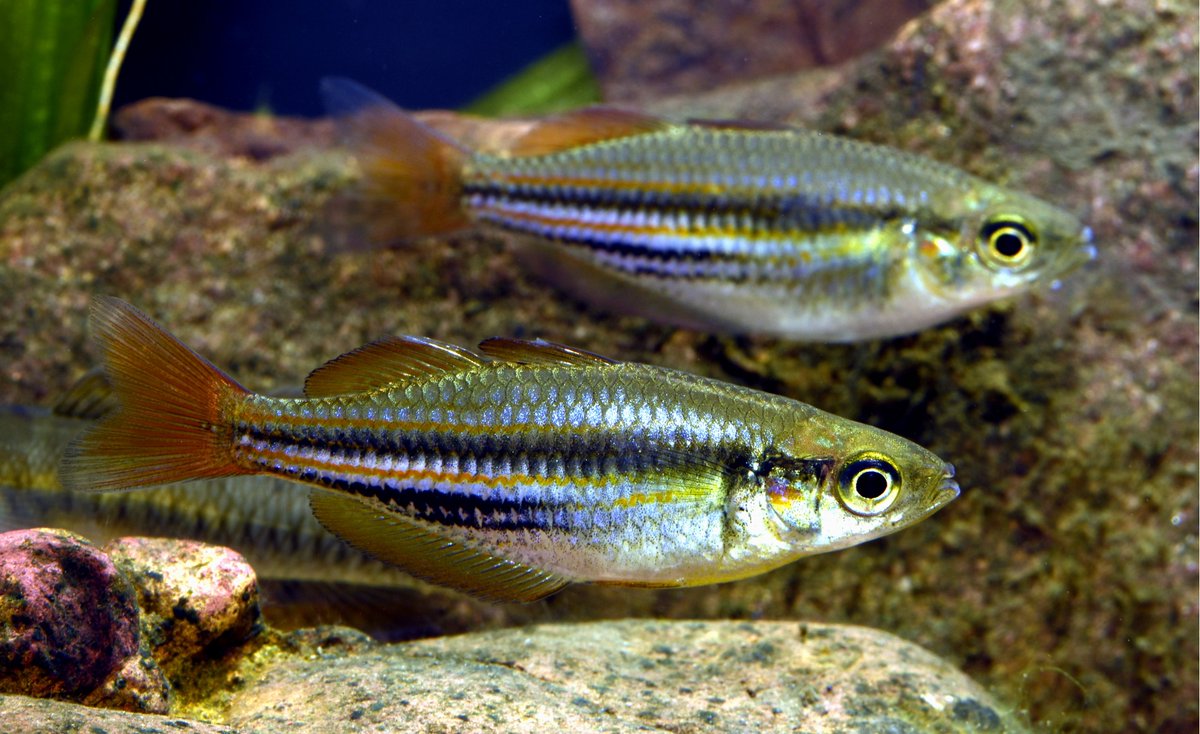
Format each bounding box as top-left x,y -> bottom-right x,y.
61,297 -> 958,603
323,78 -> 1094,341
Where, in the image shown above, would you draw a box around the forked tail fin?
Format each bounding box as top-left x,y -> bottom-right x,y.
60,297 -> 252,492
320,77 -> 472,249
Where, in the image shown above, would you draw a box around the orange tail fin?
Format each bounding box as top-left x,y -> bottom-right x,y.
321,77 -> 471,248
60,297 -> 252,492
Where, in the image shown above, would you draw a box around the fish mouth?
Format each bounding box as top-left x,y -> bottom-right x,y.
935,463 -> 961,506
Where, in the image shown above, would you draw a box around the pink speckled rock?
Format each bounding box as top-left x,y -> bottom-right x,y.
104,537 -> 261,677
0,529 -> 169,713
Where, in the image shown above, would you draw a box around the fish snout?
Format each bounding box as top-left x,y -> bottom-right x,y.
937,463 -> 961,503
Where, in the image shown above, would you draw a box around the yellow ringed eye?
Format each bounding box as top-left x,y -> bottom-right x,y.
836,453 -> 902,516
980,216 -> 1036,269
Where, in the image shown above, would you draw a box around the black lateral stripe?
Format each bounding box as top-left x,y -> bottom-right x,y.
537,230 -> 890,285
312,472 -> 555,532
241,425 -> 760,532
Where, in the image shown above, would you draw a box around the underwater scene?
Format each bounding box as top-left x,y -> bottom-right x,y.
0,1 -> 1195,732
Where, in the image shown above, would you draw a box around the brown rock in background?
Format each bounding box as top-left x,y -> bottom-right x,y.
114,98 -> 335,161
571,0 -> 935,102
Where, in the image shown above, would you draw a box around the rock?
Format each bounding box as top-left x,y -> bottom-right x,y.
0,693 -> 236,734
104,537 -> 262,678
0,529 -> 169,713
226,620 -> 1028,733
114,97 -> 336,162
571,0 -> 935,103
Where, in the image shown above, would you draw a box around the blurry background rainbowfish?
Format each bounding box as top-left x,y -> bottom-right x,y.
323,78 -> 1095,342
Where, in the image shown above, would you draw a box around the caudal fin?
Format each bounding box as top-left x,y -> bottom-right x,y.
320,77 -> 471,249
60,297 -> 252,492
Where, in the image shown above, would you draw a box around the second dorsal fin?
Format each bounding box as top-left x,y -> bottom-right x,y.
477,337 -> 617,367
508,106 -> 673,157
304,336 -> 484,398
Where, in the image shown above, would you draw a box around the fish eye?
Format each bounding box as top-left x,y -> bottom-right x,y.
836,453 -> 902,516
979,215 -> 1037,270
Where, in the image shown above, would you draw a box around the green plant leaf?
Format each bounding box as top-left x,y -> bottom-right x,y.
465,42 -> 600,117
0,0 -> 117,188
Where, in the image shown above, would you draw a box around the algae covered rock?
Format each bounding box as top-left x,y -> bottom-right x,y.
104,537 -> 262,678
0,529 -> 169,713
0,532 -> 265,718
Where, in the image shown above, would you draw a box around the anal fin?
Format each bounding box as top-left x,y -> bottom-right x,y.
309,491 -> 570,604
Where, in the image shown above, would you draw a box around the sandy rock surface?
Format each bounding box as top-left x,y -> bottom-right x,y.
0,693 -> 237,734
224,620 -> 1028,734
4,620 -> 1030,734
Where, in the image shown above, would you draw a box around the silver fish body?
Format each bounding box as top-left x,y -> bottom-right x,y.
326,79 -> 1095,340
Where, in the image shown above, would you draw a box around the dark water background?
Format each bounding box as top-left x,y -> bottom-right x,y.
112,0 -> 576,115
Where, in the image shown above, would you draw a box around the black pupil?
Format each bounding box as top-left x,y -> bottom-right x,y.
994,231 -> 1025,258
855,469 -> 889,499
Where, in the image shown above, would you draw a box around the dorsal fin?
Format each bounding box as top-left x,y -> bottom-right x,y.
508,106 -> 672,157
53,367 -> 118,420
687,117 -> 795,132
304,336 -> 484,398
309,491 -> 570,603
477,337 -> 617,367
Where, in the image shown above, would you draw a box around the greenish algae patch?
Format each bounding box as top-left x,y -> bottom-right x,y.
167,625 -> 377,725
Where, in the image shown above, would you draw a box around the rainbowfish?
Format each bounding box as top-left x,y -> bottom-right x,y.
323,79 -> 1094,341
61,297 -> 959,603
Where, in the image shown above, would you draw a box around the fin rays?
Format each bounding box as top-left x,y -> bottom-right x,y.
310,491 -> 570,603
